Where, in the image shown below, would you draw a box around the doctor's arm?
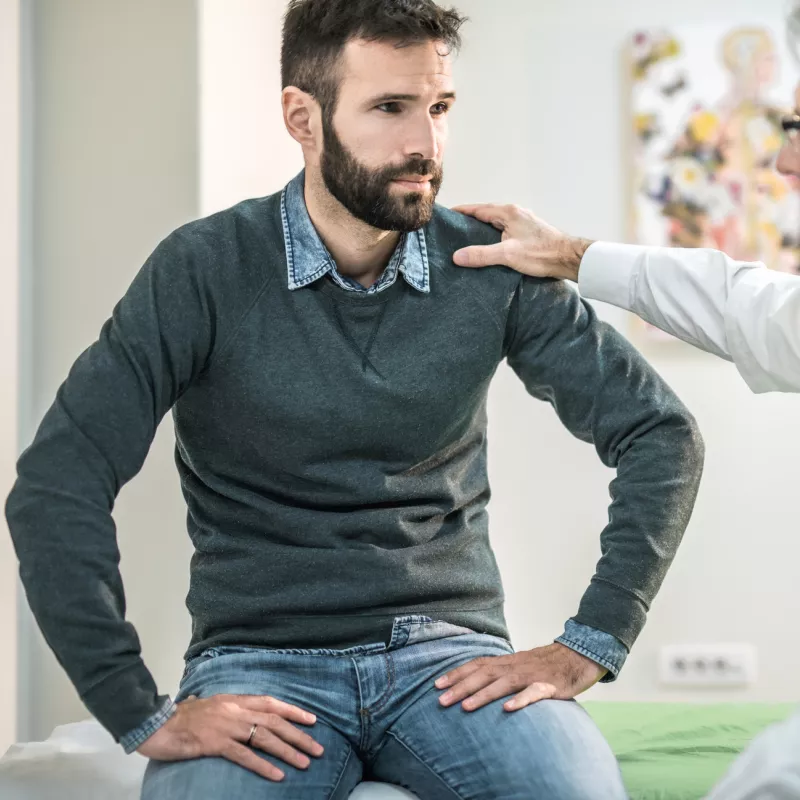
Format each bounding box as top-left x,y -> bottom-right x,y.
452,203 -> 800,394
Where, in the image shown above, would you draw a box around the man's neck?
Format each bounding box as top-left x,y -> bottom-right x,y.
303,169 -> 401,289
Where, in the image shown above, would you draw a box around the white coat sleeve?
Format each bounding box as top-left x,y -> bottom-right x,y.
578,242 -> 800,393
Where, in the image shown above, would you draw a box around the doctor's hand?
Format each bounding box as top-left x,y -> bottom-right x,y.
136,693 -> 324,782
451,203 -> 593,282
434,642 -> 606,712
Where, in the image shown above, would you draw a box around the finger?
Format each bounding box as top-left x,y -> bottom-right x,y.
435,657 -> 486,689
458,675 -> 525,711
451,203 -> 508,226
250,724 -> 312,771
439,668 -> 500,707
251,712 -> 325,757
222,740 -> 285,782
236,695 -> 317,726
452,241 -> 509,268
503,682 -> 558,711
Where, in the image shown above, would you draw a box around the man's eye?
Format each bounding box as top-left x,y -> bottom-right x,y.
431,103 -> 450,115
377,102 -> 401,114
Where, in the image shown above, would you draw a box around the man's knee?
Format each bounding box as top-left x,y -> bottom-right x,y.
506,699 -> 627,799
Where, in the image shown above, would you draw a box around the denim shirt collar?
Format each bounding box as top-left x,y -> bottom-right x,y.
281,170 -> 430,295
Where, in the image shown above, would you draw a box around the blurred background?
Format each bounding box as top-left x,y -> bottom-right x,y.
2,0 -> 799,756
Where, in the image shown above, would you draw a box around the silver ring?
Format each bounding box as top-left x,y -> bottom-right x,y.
246,723 -> 258,747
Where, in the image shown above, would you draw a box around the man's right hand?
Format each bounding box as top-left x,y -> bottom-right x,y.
136,693 -> 324,782
451,203 -> 593,282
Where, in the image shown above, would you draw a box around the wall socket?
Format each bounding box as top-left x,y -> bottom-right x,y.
659,643 -> 758,687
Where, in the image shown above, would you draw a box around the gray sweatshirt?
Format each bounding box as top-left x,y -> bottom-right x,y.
5,183 -> 704,744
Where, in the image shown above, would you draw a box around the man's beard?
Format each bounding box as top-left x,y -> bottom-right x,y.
320,115 -> 443,232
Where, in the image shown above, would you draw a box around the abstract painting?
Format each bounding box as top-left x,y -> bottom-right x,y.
629,24 -> 800,339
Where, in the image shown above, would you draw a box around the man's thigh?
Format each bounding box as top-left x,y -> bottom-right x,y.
141,721 -> 361,800
370,694 -> 627,800
140,647 -> 365,800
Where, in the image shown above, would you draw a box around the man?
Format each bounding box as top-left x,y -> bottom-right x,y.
451,8 -> 800,799
5,1 -> 704,797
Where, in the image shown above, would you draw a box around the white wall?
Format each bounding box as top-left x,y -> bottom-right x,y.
445,0 -> 800,703
199,0 -> 302,215
1,0 -> 21,755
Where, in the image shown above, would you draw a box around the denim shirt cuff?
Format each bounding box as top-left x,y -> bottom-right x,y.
555,619 -> 629,683
118,696 -> 176,754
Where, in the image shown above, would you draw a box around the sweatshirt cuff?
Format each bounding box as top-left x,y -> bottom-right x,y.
80,661 -> 170,746
555,619 -> 629,683
578,242 -> 643,310
572,579 -> 649,652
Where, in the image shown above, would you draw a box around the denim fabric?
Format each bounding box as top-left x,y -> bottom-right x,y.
282,170 -> 430,295
119,697 -> 176,754
556,619 -> 629,683
122,624 -> 628,752
141,615 -> 627,799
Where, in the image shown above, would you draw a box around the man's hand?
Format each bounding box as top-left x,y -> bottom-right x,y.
137,693 -> 324,782
434,643 -> 606,712
451,203 -> 593,282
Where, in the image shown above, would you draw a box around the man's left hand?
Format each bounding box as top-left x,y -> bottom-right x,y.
434,643 -> 606,712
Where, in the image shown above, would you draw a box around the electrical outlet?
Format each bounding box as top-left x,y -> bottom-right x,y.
659,643 -> 758,687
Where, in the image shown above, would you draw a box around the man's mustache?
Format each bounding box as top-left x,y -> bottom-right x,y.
382,159 -> 442,181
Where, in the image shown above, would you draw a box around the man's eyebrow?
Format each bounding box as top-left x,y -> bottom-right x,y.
365,91 -> 457,105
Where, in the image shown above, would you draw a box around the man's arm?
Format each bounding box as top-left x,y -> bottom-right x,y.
452,203 -> 800,395
505,275 -> 704,650
433,275 -> 703,713
4,231 -> 215,745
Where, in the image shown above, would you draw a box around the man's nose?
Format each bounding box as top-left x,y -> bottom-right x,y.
405,114 -> 439,161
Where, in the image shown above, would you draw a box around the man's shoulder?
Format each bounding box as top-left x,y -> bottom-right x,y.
151,191 -> 285,297
426,205 -> 520,292
172,191 -> 284,250
428,204 -> 503,249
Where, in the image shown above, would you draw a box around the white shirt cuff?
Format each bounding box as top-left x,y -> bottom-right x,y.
577,242 -> 643,310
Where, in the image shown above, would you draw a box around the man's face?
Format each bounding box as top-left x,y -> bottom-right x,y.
776,82 -> 800,178
319,38 -> 455,232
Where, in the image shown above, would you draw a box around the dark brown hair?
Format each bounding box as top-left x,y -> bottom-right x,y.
281,0 -> 466,116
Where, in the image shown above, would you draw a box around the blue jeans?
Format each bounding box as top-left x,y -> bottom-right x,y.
141,616 -> 627,799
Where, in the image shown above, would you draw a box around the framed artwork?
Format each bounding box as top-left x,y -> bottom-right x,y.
628,24 -> 800,341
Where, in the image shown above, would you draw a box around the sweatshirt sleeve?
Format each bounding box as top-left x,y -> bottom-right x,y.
505,276 -> 705,648
5,230 -> 217,742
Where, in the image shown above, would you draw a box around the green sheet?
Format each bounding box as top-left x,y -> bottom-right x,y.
583,702 -> 796,800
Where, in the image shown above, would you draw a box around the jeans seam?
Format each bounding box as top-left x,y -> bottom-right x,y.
383,730 -> 465,800
556,637 -> 619,677
327,743 -> 356,800
365,652 -> 396,715
352,656 -> 370,753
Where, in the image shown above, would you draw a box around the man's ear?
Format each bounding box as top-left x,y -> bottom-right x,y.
282,86 -> 321,150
